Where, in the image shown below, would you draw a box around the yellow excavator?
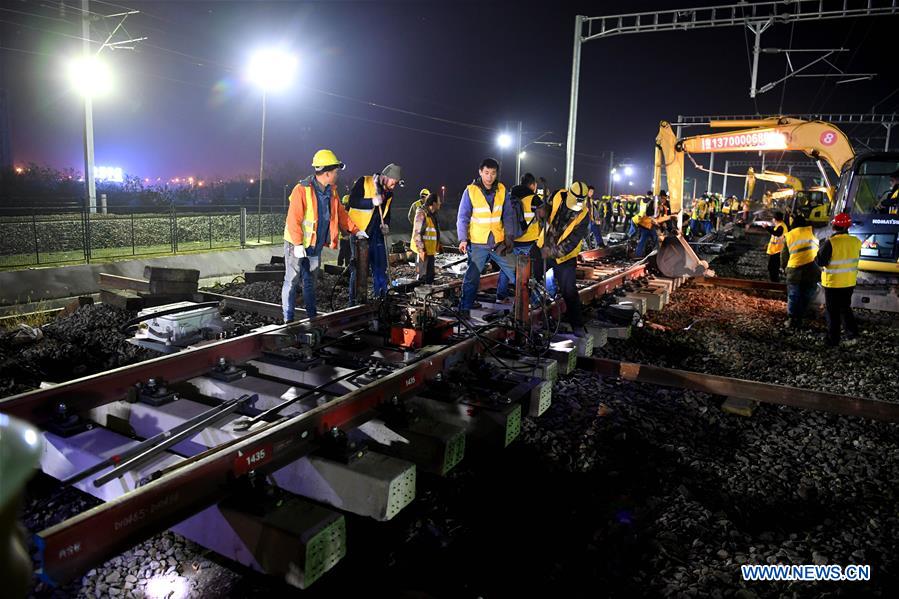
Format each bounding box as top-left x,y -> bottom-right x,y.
745,167 -> 804,199
745,167 -> 831,225
653,116 -> 899,280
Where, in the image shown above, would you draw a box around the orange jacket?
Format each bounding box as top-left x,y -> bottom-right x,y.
285,177 -> 359,249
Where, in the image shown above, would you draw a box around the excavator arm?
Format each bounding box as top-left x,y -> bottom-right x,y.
746,167 -> 804,200
655,117 -> 853,215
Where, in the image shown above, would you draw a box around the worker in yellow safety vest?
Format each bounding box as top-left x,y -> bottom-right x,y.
496,173 -> 549,302
411,192 -> 442,284
282,149 -> 361,321
408,188 -> 431,225
688,196 -> 708,239
587,185 -> 605,248
815,212 -> 862,346
780,212 -> 820,329
542,182 -> 590,334
757,210 -> 788,282
347,163 -> 403,303
337,194 -> 352,267
456,158 -> 518,317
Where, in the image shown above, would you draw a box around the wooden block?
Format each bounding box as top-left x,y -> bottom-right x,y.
254,263 -> 286,272
244,270 -> 285,283
100,288 -> 144,310
143,266 -> 200,282
99,273 -> 150,293
721,396 -> 758,417
148,279 -> 198,295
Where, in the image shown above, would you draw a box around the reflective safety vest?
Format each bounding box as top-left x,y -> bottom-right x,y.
691,200 -> 707,220
638,199 -> 647,216
888,188 -> 899,215
411,210 -> 440,256
515,194 -> 544,245
348,176 -> 392,232
549,191 -> 587,263
632,214 -> 653,229
785,226 -> 819,268
339,195 -> 350,240
766,222 -> 787,255
466,183 -> 506,244
721,201 -> 731,214
283,184 -> 325,248
821,234 -> 862,288
612,199 -> 621,214
588,199 -> 603,223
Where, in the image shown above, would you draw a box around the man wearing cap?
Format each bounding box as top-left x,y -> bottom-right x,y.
875,169 -> 899,214
282,149 -> 361,322
496,172 -> 547,302
457,158 -> 518,317
543,182 -> 590,333
816,212 -> 862,346
348,163 -> 403,303
408,188 -> 431,226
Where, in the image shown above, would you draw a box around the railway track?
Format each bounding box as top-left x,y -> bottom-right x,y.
2,245 -> 652,589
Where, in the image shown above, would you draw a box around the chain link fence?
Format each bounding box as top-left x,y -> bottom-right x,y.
0,202 -> 287,269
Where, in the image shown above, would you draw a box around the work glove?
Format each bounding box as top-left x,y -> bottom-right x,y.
356,230 -> 369,240
380,223 -> 390,236
308,256 -> 320,272
293,245 -> 306,259
372,194 -> 383,207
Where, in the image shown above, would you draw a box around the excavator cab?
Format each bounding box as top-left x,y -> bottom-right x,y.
791,188 -> 830,226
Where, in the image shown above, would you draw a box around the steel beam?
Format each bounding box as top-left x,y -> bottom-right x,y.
577,356 -> 899,422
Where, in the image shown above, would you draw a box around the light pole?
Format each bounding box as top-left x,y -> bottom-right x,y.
246,48 -> 298,243
497,132 -> 512,175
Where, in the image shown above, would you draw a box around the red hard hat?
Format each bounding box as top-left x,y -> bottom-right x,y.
831,212 -> 852,228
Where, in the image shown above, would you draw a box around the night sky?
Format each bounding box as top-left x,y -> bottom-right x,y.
2,0 -> 897,197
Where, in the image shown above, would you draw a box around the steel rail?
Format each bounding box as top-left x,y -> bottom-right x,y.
577,356 -> 899,422
35,325 -> 508,585
0,304 -> 378,426
30,250 -> 649,583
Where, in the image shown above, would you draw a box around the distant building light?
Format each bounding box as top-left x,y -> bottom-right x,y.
249,178 -> 255,184
95,165 -> 124,182
15,166 -> 24,174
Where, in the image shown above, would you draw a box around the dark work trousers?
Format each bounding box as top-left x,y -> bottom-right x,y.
417,254 -> 435,284
823,286 -> 858,345
767,253 -> 781,282
549,258 -> 583,328
337,238 -> 351,267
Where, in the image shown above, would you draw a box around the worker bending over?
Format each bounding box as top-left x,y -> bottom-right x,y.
496,173 -> 547,301
816,212 -> 862,346
411,192 -> 442,284
348,163 -> 402,304
282,149 -> 360,322
457,158 -> 518,318
543,182 -> 590,334
780,213 -> 820,329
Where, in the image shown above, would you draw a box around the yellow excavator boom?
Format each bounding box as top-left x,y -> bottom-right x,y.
655,117 -> 854,216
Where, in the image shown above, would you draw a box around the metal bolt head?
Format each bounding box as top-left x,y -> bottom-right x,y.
300,431 -> 309,439
330,426 -> 340,437
218,357 -> 227,367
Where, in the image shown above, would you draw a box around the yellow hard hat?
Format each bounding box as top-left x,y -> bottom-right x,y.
568,181 -> 589,199
311,149 -> 345,171
419,188 -> 431,198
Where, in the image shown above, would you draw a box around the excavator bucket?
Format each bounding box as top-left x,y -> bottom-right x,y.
654,233 -> 710,278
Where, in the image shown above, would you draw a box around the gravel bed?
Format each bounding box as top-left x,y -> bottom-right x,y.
0,304 -> 155,397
